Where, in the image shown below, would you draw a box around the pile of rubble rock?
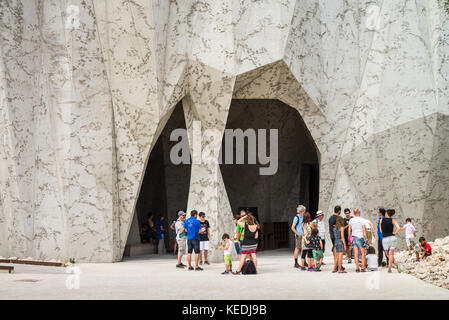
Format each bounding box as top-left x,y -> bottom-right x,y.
396,236 -> 449,289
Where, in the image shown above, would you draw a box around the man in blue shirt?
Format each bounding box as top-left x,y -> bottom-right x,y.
377,208 -> 387,267
291,205 -> 305,268
184,210 -> 203,271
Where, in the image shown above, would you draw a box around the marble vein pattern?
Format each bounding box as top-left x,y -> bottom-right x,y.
0,0 -> 448,262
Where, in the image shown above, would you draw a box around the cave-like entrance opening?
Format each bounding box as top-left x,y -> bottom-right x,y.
124,102 -> 191,257
220,99 -> 319,250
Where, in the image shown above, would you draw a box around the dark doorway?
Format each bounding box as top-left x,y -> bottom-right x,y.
125,102 -> 191,257
220,99 -> 320,250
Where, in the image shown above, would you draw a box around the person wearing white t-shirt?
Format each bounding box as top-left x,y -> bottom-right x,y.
401,218 -> 416,254
348,208 -> 367,272
220,233 -> 234,274
366,246 -> 378,271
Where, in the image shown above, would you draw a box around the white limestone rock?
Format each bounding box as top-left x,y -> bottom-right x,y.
397,236 -> 449,290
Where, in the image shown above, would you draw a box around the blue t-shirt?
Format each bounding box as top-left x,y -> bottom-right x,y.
377,217 -> 383,240
156,220 -> 165,239
184,217 -> 201,240
292,214 -> 303,236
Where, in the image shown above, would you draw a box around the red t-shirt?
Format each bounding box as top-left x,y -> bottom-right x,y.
422,242 -> 432,254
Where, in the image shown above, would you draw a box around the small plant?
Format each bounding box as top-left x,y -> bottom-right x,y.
69,257 -> 76,264
445,0 -> 449,15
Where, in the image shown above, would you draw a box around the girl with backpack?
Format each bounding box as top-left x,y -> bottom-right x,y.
233,214 -> 259,275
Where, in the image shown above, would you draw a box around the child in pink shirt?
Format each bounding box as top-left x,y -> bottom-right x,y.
401,218 -> 416,254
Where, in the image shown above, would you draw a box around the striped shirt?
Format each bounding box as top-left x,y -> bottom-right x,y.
313,218 -> 326,238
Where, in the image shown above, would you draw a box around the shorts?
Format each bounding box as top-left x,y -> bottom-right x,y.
187,238 -> 200,254
352,236 -> 365,248
234,242 -> 241,255
382,236 -> 398,251
301,249 -> 313,259
313,249 -> 324,261
177,239 -> 187,255
295,235 -> 303,249
200,240 -> 209,251
224,254 -> 232,266
406,236 -> 414,247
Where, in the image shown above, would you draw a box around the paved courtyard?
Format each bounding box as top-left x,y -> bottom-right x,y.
1,249 -> 448,300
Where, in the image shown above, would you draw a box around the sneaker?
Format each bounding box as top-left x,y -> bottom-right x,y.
221,271 -> 229,275
300,266 -> 307,271
304,262 -> 309,267
388,269 -> 392,273
321,262 -> 326,265
199,261 -> 203,265
195,267 -> 203,271
294,263 -> 301,269
307,267 -> 315,272
205,261 -> 210,265
180,262 -> 186,267
347,258 -> 352,263
188,266 -> 194,270
176,263 -> 185,268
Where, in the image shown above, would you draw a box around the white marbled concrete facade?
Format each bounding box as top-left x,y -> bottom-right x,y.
0,0 -> 448,262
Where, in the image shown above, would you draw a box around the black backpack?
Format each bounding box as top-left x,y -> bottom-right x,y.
242,259 -> 257,275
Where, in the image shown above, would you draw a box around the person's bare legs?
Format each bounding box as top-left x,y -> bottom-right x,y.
236,253 -> 248,272
187,253 -> 192,267
294,247 -> 300,262
332,248 -> 338,272
204,250 -> 208,262
388,249 -> 394,271
195,252 -> 200,268
177,252 -> 183,265
337,253 -> 344,272
353,247 -> 360,270
361,248 -> 367,270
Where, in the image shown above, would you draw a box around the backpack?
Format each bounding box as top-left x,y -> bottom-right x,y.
242,259 -> 257,275
291,214 -> 301,234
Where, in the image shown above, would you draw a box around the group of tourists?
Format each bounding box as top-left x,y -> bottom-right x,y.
173,208 -> 260,274
292,205 -> 432,274
172,210 -> 211,271
170,204 -> 432,275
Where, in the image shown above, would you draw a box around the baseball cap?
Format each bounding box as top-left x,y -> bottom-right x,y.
316,210 -> 324,217
177,210 -> 186,216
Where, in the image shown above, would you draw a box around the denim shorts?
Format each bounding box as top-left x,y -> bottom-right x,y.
382,235 -> 398,251
187,238 -> 200,254
352,236 -> 365,248
234,242 -> 241,254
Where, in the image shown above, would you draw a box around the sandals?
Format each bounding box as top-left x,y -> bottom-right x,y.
232,271 -> 241,275
356,269 -> 360,272
338,270 -> 347,273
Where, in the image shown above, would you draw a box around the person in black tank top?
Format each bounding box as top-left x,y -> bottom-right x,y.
381,218 -> 394,237
233,214 -> 259,274
380,209 -> 401,273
